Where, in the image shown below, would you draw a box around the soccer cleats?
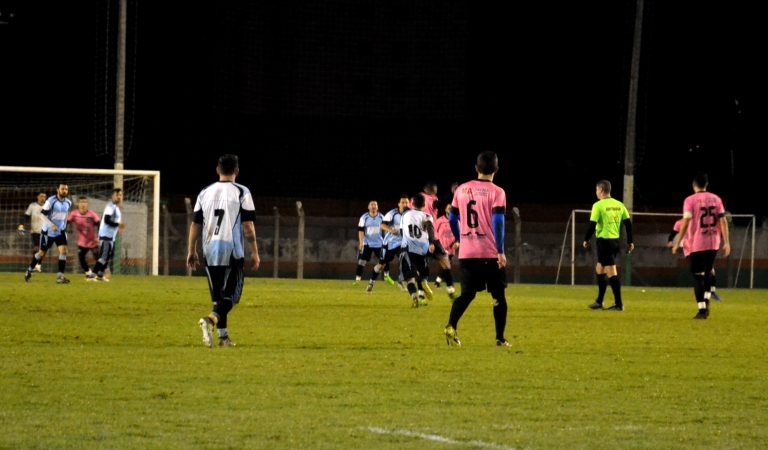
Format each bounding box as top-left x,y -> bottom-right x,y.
24,270 -> 32,282
421,282 -> 433,301
605,304 -> 623,311
711,291 -> 722,302
444,325 -> 461,347
198,317 -> 214,348
56,276 -> 71,284
34,264 -> 42,273
693,309 -> 709,320
496,339 -> 512,348
588,302 -> 603,310
383,274 -> 395,286
218,337 -> 236,347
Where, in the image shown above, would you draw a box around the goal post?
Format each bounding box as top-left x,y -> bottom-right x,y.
0,166 -> 160,276
557,209 -> 756,288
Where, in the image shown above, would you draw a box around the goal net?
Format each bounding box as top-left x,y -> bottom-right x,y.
0,166 -> 160,276
557,210 -> 757,288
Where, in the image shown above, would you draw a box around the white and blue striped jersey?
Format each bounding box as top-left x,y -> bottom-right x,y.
381,207 -> 405,250
357,213 -> 384,248
41,195 -> 72,237
400,209 -> 432,256
98,201 -> 122,240
194,181 -> 256,266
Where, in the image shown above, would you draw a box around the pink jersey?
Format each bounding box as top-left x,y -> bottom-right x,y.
67,210 -> 100,248
681,191 -> 725,256
451,179 -> 506,259
410,192 -> 439,220
672,218 -> 686,251
434,215 -> 456,256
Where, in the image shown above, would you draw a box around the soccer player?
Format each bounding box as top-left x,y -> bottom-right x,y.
20,191 -> 47,272
444,151 -> 510,347
87,189 -> 124,282
433,203 -> 459,289
67,196 -> 101,276
187,154 -> 260,348
411,181 -> 457,299
671,173 -> 730,319
354,200 -> 384,285
367,195 -> 409,293
667,218 -> 721,301
399,193 -> 436,307
583,180 -> 634,311
24,184 -> 72,284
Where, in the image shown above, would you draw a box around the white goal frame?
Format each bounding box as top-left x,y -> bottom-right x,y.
0,165 -> 160,276
557,209 -> 756,288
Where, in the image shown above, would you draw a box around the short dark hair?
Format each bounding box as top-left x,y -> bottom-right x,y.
113,188 -> 122,195
412,192 -> 425,209
693,172 -> 708,189
78,196 -> 88,201
476,151 -> 498,175
597,180 -> 611,194
218,154 -> 239,175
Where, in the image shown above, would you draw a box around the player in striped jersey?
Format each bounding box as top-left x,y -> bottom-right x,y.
87,189 -> 124,282
366,196 -> 409,293
355,201 -> 384,285
399,193 -> 436,307
25,184 -> 72,284
188,154 -> 261,348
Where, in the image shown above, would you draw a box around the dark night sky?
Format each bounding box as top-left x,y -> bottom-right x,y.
1,1 -> 765,217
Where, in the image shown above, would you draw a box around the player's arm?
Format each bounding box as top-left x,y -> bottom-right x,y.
40,203 -> 59,232
666,229 -> 678,247
492,207 -> 507,268
582,221 -> 597,249
241,208 -> 260,271
622,218 -> 634,253
186,209 -> 203,270
671,216 -> 691,255
357,227 -> 365,251
719,214 -> 731,257
448,207 -> 460,241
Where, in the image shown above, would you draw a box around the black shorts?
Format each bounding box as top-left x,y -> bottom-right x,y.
31,232 -> 41,248
400,251 -> 428,280
39,231 -> 68,252
596,238 -> 620,266
459,258 -> 507,293
381,246 -> 402,264
688,250 -> 717,275
358,245 -> 383,262
205,257 -> 245,304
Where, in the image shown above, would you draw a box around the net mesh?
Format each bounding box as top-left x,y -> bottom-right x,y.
0,170 -> 156,275
557,210 -> 756,288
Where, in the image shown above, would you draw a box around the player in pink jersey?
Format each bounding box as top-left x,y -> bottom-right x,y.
671,173 -> 730,319
667,218 -> 721,301
443,151 -> 510,347
67,196 -> 101,276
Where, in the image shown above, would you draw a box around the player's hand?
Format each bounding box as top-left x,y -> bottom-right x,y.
51,225 -> 59,233
671,244 -> 678,255
722,242 -> 731,258
582,241 -> 590,249
497,252 -> 507,268
187,251 -> 199,270
250,253 -> 261,271
627,243 -> 635,254
428,243 -> 435,254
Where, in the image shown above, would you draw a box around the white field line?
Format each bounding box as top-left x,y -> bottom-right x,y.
366,426 -> 516,450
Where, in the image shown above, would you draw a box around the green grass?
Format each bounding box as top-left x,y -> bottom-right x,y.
1,274 -> 766,449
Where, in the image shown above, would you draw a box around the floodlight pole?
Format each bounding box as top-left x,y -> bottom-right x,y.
623,0 -> 644,286
114,0 -> 127,190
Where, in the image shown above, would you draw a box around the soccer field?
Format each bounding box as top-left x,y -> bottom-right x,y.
1,274 -> 766,449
